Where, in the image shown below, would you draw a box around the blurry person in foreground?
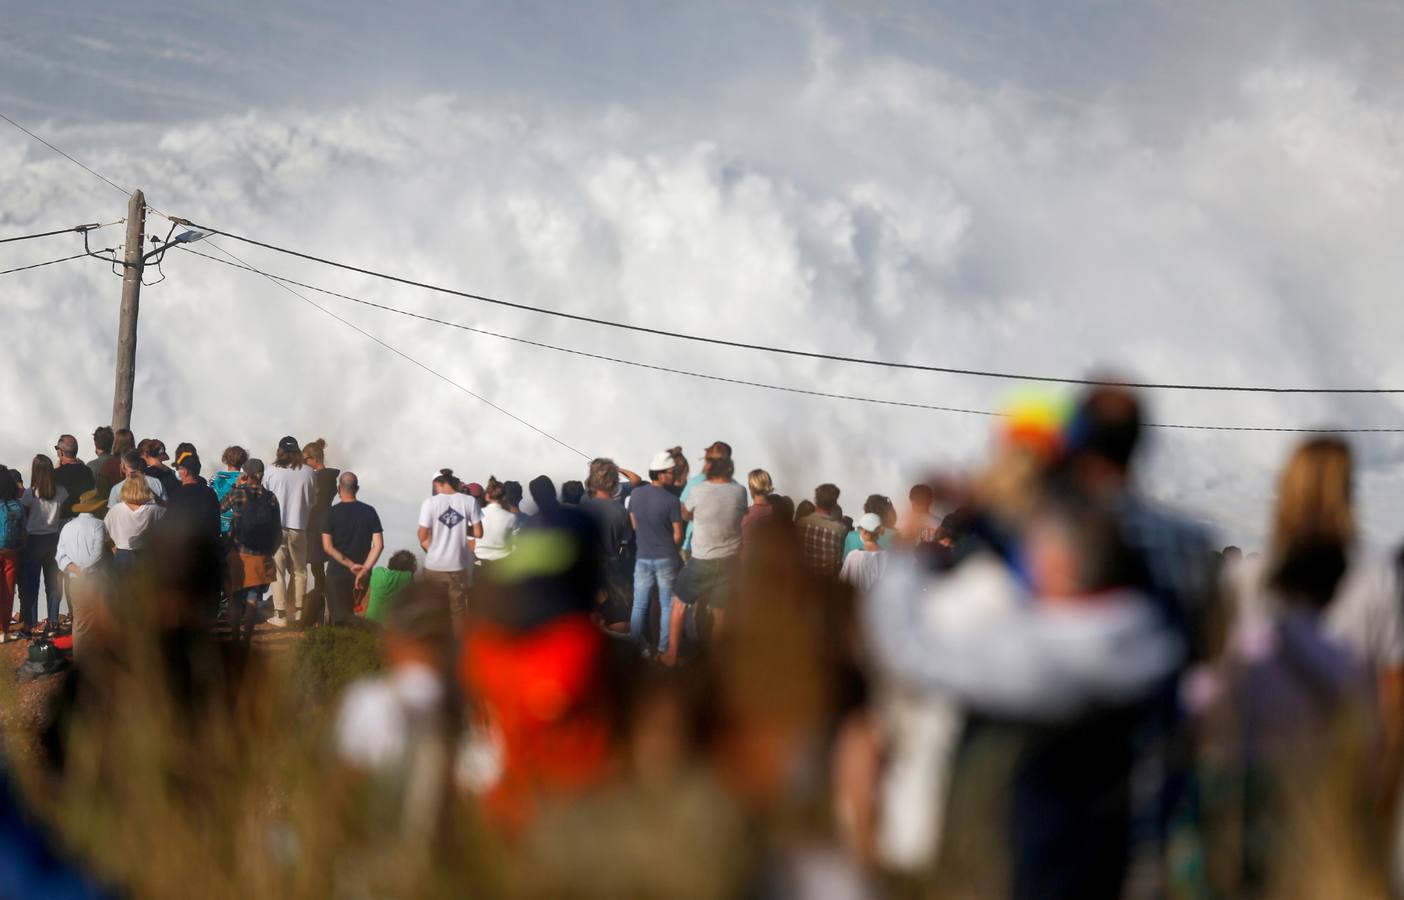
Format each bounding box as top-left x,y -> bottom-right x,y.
335,583 -> 459,848
868,472 -> 1180,899
1208,437 -> 1400,897
458,503 -> 612,836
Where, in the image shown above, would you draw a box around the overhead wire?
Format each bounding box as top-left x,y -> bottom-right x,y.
0,221 -> 119,245
175,246 -> 1404,435
0,111 -> 133,198
0,109 -> 590,458
197,241 -> 593,459
180,219 -> 1404,396
6,106 -> 1403,430
0,250 -> 105,277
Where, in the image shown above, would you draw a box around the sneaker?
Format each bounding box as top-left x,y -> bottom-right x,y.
267,614 -> 289,628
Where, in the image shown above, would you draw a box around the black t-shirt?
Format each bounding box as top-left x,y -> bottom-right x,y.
145,464 -> 181,501
323,500 -> 383,572
579,496 -> 633,559
167,482 -> 222,542
54,461 -> 95,518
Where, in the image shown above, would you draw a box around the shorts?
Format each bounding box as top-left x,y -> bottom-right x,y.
673,555 -> 738,610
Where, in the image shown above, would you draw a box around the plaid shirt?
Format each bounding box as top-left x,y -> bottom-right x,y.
798,513 -> 846,577
219,484 -> 280,554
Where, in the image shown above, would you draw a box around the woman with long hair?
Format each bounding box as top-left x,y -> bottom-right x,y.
104,473 -> 165,573
18,454 -> 67,637
1212,437 -> 1398,896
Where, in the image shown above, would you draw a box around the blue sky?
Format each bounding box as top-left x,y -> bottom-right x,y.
4,0 -> 1404,547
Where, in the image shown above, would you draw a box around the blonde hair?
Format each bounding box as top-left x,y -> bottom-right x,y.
121,472 -> 154,507
302,438 -> 326,465
1271,437 -> 1355,562
748,468 -> 773,498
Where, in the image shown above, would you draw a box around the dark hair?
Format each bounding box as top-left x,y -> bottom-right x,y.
30,454 -> 56,501
177,455 -> 202,477
909,483 -> 934,505
705,456 -> 735,480
796,499 -> 816,519
561,480 -> 585,505
93,426 -> 115,454
0,469 -> 17,502
388,550 -> 418,573
222,446 -> 249,470
485,477 -> 506,503
1071,386 -> 1142,470
529,475 -> 558,513
121,450 -> 144,472
668,447 -> 690,484
502,481 -> 524,510
863,494 -> 891,517
433,468 -> 461,491
769,493 -> 796,523
814,483 -> 840,511
111,428 -> 135,457
275,445 -> 305,470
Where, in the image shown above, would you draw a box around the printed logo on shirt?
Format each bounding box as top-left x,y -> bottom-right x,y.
438,509 -> 466,529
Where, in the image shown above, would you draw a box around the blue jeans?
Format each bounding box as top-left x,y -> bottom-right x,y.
632,557 -> 678,652
18,531 -> 61,630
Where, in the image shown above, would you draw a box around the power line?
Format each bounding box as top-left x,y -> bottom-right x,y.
175,246 -> 1404,435
197,241 -> 592,459
0,222 -> 115,245
181,219 -> 1404,396
0,250 -> 101,276
0,109 -> 589,458
0,111 -> 132,198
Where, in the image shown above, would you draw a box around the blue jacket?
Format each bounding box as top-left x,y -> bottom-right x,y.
211,470 -> 240,534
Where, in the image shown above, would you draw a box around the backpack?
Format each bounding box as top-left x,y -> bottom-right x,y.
0,500 -> 22,551
235,489 -> 281,555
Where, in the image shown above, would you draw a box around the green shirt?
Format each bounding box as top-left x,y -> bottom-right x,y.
366,568 -> 414,623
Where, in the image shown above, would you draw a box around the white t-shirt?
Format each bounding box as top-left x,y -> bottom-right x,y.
21,487 -> 68,535
105,502 -> 166,551
263,465 -> 317,530
841,549 -> 889,595
476,503 -> 519,561
418,492 -> 483,572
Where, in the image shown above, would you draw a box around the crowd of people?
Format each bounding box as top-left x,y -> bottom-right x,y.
4,386 -> 1404,898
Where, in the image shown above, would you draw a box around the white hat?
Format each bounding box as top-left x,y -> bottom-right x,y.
858,513 -> 884,533
649,451 -> 676,472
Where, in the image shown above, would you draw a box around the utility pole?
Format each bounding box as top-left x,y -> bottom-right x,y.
111,189 -> 145,432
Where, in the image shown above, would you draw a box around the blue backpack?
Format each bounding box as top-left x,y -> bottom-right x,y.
0,500 -> 22,551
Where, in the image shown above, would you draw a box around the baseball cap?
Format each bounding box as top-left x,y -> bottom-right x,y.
176,454 -> 202,476
649,450 -> 675,472
243,458 -> 265,477
147,439 -> 169,460
465,482 -> 485,499
278,436 -> 300,454
858,512 -> 883,533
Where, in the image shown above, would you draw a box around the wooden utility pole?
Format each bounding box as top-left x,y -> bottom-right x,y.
111,190 -> 145,432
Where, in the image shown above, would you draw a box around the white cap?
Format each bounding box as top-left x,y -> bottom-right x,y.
649,451 -> 675,472
858,513 -> 884,533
